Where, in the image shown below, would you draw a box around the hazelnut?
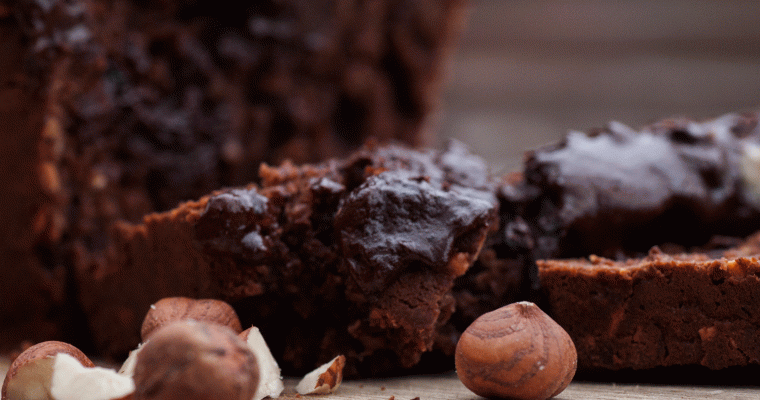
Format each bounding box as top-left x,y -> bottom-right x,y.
132,320 -> 259,400
239,327 -> 284,400
455,301 -> 577,400
141,297 -> 242,341
2,341 -> 94,400
2,341 -> 133,400
295,355 -> 346,395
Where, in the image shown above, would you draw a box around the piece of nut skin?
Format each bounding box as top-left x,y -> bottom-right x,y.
239,327 -> 284,400
132,319 -> 259,400
295,355 -> 346,395
2,341 -> 95,400
455,301 -> 577,400
140,297 -> 242,341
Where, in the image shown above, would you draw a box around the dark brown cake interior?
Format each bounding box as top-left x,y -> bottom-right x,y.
0,0 -> 466,353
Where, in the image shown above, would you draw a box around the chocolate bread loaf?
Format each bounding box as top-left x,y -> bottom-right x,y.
5,5 -> 760,375
0,0 -> 466,353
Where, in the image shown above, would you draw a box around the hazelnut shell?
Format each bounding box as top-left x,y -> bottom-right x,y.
140,297 -> 242,341
455,301 -> 577,400
2,341 -> 94,400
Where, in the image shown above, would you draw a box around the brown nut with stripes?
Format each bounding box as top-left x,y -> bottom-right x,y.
133,320 -> 259,400
141,297 -> 242,341
455,301 -> 577,400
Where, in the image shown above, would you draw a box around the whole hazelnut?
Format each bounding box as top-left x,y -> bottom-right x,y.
455,301 -> 577,400
2,341 -> 94,400
133,320 -> 259,400
141,297 -> 242,341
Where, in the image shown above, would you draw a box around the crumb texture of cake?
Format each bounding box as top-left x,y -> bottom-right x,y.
538,242 -> 760,370
76,141 -> 497,377
0,0 -> 95,351
0,0 -> 467,354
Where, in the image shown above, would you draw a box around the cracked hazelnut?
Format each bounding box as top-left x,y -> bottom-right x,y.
2,341 -> 94,400
140,297 -> 242,341
2,341 -> 133,400
295,355 -> 346,395
455,301 -> 577,400
239,327 -> 284,400
133,320 -> 259,400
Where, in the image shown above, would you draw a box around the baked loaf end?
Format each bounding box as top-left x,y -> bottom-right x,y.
0,0 -> 467,353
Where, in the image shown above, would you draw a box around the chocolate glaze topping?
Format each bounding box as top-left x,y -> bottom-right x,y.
336,170 -> 495,293
454,111 -> 760,330
521,112 -> 760,260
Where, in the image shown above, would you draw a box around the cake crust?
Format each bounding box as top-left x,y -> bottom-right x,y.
539,244 -> 760,370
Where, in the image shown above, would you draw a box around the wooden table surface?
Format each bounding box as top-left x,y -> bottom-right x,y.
276,375 -> 760,400
3,357 -> 758,400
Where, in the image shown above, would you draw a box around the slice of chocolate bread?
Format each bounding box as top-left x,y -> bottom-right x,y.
0,0 -> 467,353
514,111 -> 760,371
538,241 -> 760,370
453,111 -> 760,330
75,141 -> 497,376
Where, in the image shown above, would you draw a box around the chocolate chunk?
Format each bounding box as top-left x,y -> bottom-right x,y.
336,171 -> 495,293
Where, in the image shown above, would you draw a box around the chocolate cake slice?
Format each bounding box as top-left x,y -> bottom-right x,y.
0,0 -> 467,353
506,111 -> 760,371
75,141 -> 497,376
453,111 -> 760,329
538,241 -> 760,370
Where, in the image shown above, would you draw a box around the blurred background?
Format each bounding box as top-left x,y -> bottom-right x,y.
439,0 -> 760,173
